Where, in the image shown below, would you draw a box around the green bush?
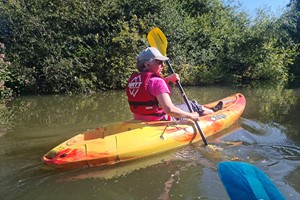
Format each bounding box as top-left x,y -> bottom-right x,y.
0,0 -> 151,94
0,0 -> 299,96
0,43 -> 13,98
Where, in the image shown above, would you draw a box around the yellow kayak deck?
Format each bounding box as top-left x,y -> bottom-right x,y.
43,93 -> 246,169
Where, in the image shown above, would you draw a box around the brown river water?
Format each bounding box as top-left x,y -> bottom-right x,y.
0,85 -> 300,200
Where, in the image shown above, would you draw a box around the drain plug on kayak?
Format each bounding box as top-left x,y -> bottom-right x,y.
59,153 -> 67,158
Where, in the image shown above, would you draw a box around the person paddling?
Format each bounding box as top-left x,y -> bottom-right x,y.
126,47 -> 223,121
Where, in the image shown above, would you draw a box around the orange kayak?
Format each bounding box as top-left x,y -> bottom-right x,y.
42,93 -> 246,169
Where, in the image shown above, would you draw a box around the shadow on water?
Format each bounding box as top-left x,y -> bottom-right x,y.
1,84 -> 300,199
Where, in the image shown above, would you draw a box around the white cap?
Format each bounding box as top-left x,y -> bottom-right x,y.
138,47 -> 169,62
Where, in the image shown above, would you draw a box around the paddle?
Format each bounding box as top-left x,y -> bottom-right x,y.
147,27 -> 208,145
218,161 -> 285,200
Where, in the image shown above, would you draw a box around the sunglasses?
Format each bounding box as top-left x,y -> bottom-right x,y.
150,59 -> 163,65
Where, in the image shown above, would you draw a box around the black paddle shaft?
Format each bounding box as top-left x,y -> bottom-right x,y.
166,60 -> 208,145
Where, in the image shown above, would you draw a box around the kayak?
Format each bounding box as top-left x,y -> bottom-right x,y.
42,93 -> 246,169
218,161 -> 285,200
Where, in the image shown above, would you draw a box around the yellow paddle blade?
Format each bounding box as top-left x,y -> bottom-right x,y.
147,27 -> 168,56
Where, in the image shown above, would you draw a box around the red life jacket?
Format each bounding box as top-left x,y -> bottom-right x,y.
126,72 -> 165,116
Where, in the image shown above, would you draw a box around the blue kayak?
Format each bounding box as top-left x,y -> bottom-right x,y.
218,161 -> 285,200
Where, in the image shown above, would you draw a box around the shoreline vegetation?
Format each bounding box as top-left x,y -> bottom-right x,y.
0,0 -> 299,98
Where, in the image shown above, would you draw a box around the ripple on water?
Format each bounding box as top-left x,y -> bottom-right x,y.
212,118 -> 300,200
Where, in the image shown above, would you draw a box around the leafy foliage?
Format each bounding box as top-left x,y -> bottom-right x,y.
283,0 -> 300,77
0,0 -> 299,97
0,43 -> 13,98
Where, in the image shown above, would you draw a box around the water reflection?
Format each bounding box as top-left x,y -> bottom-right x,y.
0,86 -> 300,200
244,84 -> 297,122
4,91 -> 131,127
0,100 -> 14,137
1,85 -> 298,131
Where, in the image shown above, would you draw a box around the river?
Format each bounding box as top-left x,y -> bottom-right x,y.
0,85 -> 300,200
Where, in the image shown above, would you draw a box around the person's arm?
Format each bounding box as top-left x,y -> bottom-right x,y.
164,73 -> 180,84
156,93 -> 199,121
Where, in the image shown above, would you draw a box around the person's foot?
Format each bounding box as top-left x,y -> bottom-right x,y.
212,101 -> 223,112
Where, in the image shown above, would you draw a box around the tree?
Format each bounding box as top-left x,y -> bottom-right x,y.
0,0 -> 299,96
281,0 -> 300,77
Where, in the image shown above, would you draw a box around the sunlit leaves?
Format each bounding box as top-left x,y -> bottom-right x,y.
0,0 -> 299,95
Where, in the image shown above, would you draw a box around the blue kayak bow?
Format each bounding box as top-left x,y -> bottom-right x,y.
218,161 -> 285,200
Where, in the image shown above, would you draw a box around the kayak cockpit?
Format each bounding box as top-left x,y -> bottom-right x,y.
82,120 -> 183,141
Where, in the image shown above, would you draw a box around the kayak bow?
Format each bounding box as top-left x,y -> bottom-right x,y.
218,161 -> 285,200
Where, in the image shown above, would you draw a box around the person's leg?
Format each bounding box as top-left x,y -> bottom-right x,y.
175,100 -> 204,116
176,100 -> 223,116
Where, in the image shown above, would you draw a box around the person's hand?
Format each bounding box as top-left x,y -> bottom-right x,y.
190,112 -> 199,121
165,73 -> 180,83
